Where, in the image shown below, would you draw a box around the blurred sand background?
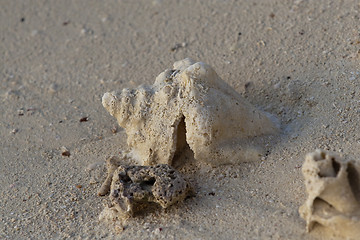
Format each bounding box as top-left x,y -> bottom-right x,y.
1,0 -> 360,239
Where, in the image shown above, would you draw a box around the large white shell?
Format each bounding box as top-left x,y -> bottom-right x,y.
102,58 -> 279,165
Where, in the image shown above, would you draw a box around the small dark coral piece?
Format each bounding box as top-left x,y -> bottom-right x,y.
109,164 -> 191,216
80,117 -> 89,122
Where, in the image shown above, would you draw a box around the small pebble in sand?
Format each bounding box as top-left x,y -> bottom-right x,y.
61,146 -> 70,157
11,129 -> 19,134
48,83 -> 59,93
170,42 -> 187,52
17,109 -> 24,116
79,117 -> 89,122
111,125 -> 118,133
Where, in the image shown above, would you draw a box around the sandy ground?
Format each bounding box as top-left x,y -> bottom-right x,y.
1,0 -> 360,239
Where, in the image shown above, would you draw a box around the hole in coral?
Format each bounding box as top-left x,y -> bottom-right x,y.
318,157 -> 341,178
144,178 -> 155,185
313,197 -> 336,212
140,177 -> 156,191
112,189 -> 119,198
119,174 -> 131,182
331,158 -> 340,176
175,116 -> 187,156
172,116 -> 194,167
347,163 -> 360,202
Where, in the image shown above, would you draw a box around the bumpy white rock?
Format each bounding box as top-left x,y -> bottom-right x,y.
299,149 -> 360,239
102,58 -> 279,166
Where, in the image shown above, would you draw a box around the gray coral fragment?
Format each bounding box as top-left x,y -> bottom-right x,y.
108,164 -> 191,217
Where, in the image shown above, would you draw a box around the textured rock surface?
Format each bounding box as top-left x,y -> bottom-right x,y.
102,58 -> 279,166
98,154 -> 132,196
299,149 -> 360,239
106,164 -> 191,217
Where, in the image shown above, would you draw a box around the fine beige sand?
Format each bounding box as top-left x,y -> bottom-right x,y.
1,1 -> 360,239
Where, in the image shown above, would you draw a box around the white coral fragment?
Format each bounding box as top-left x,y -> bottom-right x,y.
102,58 -> 279,166
299,149 -> 360,239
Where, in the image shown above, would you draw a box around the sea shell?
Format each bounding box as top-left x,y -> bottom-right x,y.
102,58 -> 279,165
